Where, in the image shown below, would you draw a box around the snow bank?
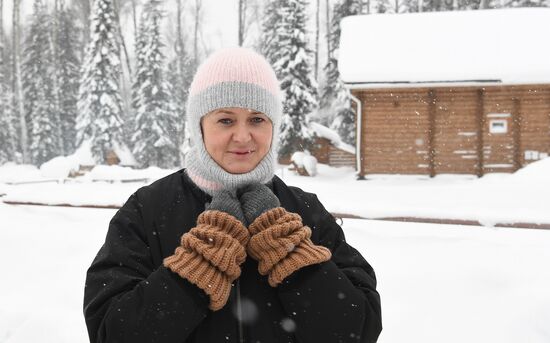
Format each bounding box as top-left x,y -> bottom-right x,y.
291,152 -> 318,176
40,140 -> 139,180
0,163 -> 43,183
291,152 -> 307,168
303,155 -> 318,176
276,163 -> 550,226
511,157 -> 550,182
39,140 -> 96,179
82,165 -> 172,182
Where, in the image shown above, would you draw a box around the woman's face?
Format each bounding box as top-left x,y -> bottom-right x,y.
201,107 -> 273,174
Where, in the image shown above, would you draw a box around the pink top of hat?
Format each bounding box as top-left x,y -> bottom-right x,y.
188,47 -> 280,97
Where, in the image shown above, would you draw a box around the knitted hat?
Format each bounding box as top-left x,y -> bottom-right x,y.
184,47 -> 282,195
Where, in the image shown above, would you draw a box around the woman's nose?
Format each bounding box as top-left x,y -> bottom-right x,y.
232,123 -> 252,143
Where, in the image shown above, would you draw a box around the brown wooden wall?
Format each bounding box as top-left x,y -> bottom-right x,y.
352,84 -> 550,177
359,90 -> 431,174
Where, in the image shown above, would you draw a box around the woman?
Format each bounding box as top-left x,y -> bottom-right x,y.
84,47 -> 382,343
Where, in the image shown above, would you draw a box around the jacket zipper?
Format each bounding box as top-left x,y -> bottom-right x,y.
236,279 -> 245,343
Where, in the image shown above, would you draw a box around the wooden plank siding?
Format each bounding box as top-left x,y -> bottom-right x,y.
432,88 -> 479,174
517,87 -> 550,165
310,137 -> 356,168
328,146 -> 356,167
353,84 -> 550,177
359,89 -> 431,174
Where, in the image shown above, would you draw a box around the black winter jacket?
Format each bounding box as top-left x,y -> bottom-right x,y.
84,169 -> 382,343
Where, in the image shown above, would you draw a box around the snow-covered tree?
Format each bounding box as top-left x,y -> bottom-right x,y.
131,0 -> 180,168
22,0 -> 63,165
320,0 -> 362,145
77,0 -> 127,164
56,1 -> 81,155
261,0 -> 318,159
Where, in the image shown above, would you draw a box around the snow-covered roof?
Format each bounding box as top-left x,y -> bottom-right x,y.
310,122 -> 356,154
338,8 -> 550,88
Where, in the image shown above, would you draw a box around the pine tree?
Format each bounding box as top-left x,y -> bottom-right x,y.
56,1 -> 81,156
22,0 -> 62,165
261,0 -> 318,159
77,0 -> 127,164
131,0 -> 179,168
320,0 -> 362,145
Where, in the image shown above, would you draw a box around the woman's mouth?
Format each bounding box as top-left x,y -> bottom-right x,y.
230,150 -> 255,156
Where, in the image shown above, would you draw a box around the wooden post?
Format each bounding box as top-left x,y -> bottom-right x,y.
476,88 -> 485,177
427,89 -> 436,177
512,96 -> 522,171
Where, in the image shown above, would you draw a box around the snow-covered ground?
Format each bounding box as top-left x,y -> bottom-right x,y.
1,159 -> 550,341
277,160 -> 550,227
2,157 -> 550,226
1,201 -> 549,342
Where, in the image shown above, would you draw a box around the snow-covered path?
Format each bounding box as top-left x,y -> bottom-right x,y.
1,202 -> 549,342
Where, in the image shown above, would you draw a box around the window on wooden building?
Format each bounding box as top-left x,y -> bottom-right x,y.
489,119 -> 508,134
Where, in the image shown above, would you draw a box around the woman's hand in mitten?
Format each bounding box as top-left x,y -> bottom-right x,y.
238,184 -> 331,287
164,190 -> 250,311
206,189 -> 246,225
237,183 -> 280,225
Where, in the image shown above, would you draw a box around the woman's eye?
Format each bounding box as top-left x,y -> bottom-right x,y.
251,117 -> 265,124
218,118 -> 233,125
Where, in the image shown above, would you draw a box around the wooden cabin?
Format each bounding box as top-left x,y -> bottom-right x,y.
339,8 -> 550,178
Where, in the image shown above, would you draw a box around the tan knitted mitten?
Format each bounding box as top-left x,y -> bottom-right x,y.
247,207 -> 332,287
163,210 -> 250,311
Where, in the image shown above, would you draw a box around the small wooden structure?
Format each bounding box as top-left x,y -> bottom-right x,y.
106,150 -> 121,165
309,122 -> 356,168
339,8 -> 550,178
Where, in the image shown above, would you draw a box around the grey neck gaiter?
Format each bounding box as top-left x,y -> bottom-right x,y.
184,139 -> 276,196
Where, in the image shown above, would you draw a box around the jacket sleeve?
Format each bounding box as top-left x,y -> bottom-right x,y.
84,191 -> 209,343
276,194 -> 382,343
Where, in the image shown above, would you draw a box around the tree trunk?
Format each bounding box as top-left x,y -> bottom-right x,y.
80,0 -> 91,47
113,0 -> 132,77
325,0 -> 330,59
238,0 -> 244,46
131,0 -> 137,36
176,0 -> 186,165
194,0 -> 202,61
0,0 -> 3,45
12,0 -> 27,162
176,0 -> 184,57
53,0 -> 64,154
314,0 -> 320,80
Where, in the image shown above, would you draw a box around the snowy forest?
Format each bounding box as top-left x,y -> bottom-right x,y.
0,0 -> 549,168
